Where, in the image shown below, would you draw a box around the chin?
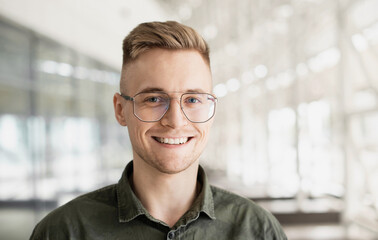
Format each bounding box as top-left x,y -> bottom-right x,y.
149,156 -> 198,175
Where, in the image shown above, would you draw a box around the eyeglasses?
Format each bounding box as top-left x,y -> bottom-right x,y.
120,92 -> 217,123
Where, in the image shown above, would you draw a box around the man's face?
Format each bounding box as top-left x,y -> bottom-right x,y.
114,49 -> 214,174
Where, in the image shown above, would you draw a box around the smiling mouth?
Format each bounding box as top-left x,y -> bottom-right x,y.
152,137 -> 193,145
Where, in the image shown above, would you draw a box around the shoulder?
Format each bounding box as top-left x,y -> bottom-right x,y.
59,183 -> 118,216
211,186 -> 271,218
211,185 -> 266,216
30,184 -> 117,240
210,185 -> 287,239
74,183 -> 118,205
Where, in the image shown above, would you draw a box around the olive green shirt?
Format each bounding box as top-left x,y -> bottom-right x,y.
30,161 -> 287,240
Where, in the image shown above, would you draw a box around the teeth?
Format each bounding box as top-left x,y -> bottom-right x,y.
156,137 -> 189,145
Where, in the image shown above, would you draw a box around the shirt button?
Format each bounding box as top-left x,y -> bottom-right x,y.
168,232 -> 175,239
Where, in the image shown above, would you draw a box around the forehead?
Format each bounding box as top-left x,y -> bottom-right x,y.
123,49 -> 212,94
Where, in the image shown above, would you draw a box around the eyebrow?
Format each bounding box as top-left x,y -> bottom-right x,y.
138,87 -> 207,94
138,87 -> 164,93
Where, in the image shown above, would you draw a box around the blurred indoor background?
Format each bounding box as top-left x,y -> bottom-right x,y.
0,0 -> 378,239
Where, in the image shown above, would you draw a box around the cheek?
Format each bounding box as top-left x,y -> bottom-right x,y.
127,119 -> 155,146
197,123 -> 212,142
127,120 -> 146,144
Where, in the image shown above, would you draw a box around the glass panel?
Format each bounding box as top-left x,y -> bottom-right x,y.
0,20 -> 30,83
0,114 -> 32,200
35,39 -> 74,117
268,107 -> 298,196
298,100 -> 344,197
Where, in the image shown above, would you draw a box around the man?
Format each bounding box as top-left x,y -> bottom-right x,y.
30,21 -> 287,239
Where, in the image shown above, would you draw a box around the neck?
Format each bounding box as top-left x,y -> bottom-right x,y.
131,159 -> 200,228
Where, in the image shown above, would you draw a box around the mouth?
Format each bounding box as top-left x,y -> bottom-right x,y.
152,136 -> 193,145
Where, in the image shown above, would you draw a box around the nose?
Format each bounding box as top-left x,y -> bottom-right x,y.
160,99 -> 188,128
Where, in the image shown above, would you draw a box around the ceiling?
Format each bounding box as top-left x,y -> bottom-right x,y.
0,0 -> 377,93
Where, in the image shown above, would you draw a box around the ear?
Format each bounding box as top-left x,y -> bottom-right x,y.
113,93 -> 128,126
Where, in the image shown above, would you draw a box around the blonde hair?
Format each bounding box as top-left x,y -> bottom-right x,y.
122,21 -> 210,66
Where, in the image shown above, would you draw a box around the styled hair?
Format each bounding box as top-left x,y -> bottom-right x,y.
122,21 -> 210,67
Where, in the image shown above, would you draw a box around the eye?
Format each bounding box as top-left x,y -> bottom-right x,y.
146,97 -> 160,102
186,97 -> 200,103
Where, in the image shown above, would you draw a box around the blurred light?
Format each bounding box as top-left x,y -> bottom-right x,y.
268,107 -> 296,131
241,71 -> 255,84
74,66 -> 89,79
363,21 -> 378,44
296,63 -> 309,77
57,63 -> 73,77
352,34 -> 369,52
213,83 -> 228,98
352,90 -> 377,110
265,70 -> 295,91
225,42 -> 238,56
297,102 -> 307,116
89,69 -> 102,82
254,64 -> 268,78
74,66 -> 118,86
0,115 -> 18,151
178,4 -> 192,21
38,179 -> 57,200
39,60 -> 58,74
318,47 -> 340,68
226,78 -> 240,92
308,100 -> 330,142
203,25 -> 218,40
307,47 -> 340,73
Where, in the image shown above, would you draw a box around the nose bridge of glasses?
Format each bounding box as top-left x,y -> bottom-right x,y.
165,97 -> 184,115
155,94 -> 187,121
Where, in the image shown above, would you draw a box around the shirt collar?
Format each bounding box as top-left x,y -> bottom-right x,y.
192,165 -> 216,220
116,161 -> 216,223
116,161 -> 148,223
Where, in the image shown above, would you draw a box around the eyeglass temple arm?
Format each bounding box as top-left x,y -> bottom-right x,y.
120,94 -> 134,101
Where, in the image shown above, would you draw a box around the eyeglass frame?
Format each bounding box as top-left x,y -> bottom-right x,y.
120,91 -> 218,123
